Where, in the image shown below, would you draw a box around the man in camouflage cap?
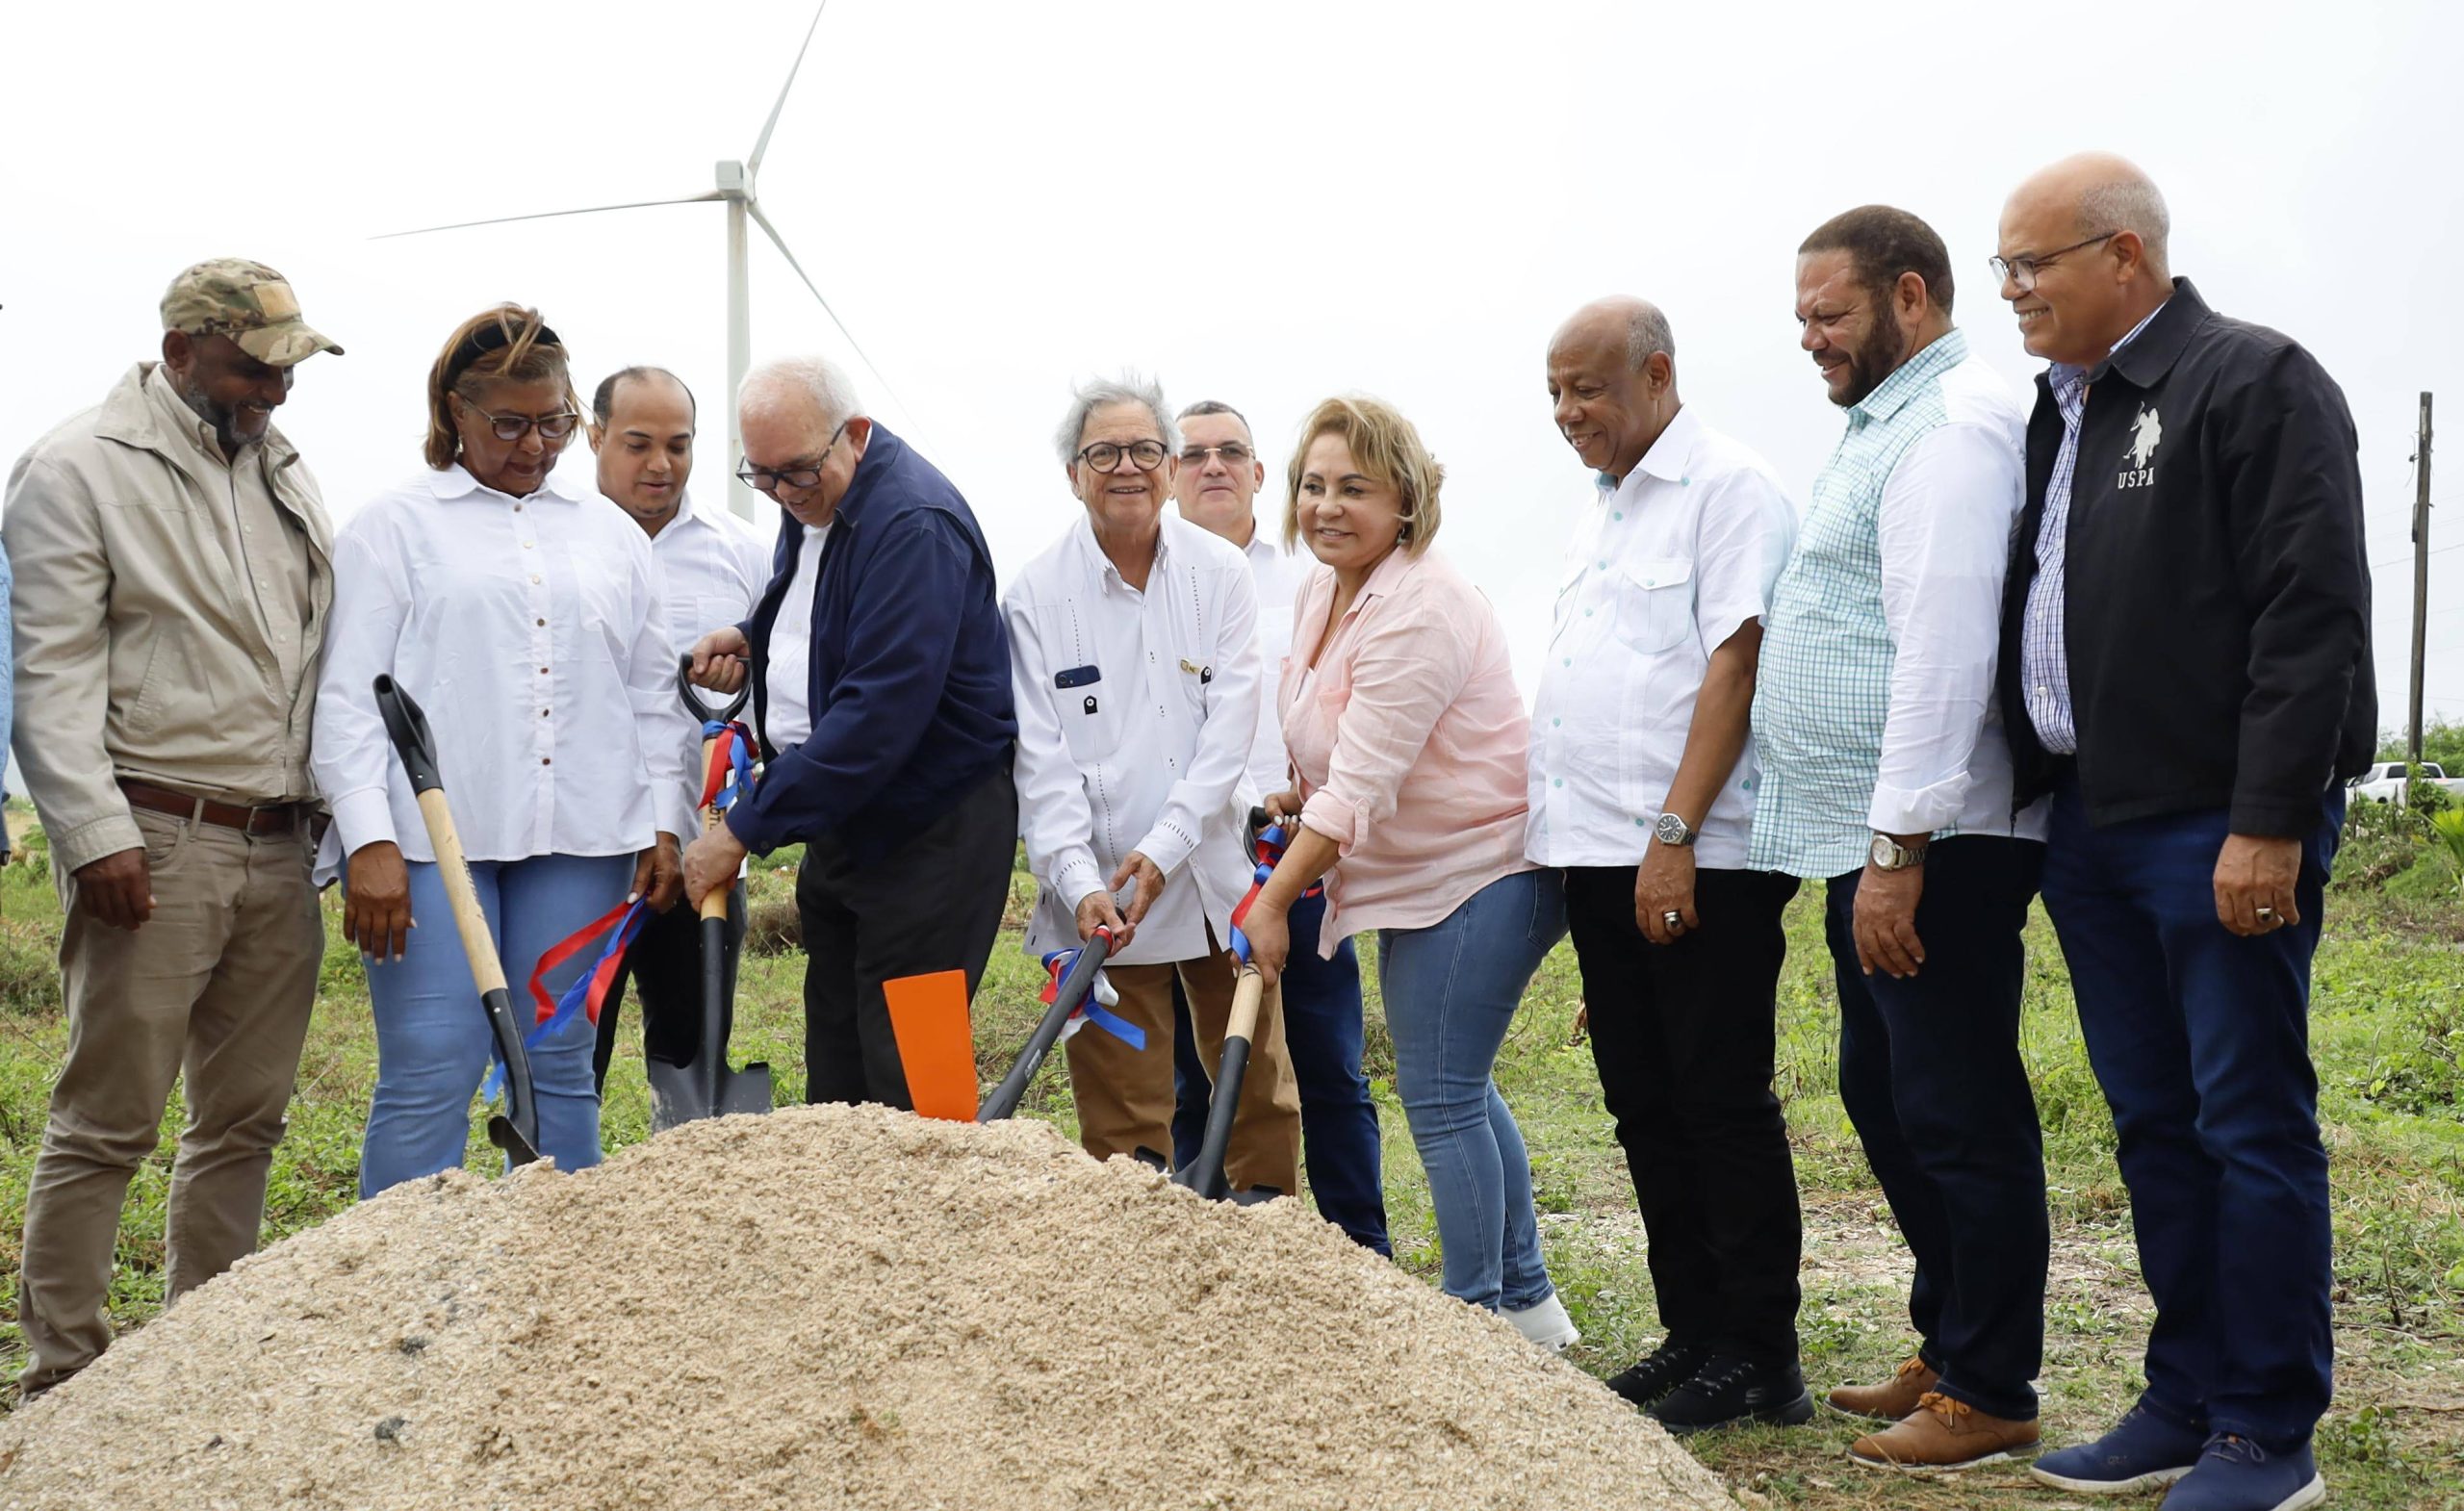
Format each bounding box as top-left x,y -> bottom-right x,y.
5,258 -> 340,1396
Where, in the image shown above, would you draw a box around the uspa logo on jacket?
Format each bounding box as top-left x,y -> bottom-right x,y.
2118,404 -> 2163,489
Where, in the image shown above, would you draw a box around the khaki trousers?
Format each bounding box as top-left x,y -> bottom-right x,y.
1063,928 -> 1302,1194
15,806 -> 322,1394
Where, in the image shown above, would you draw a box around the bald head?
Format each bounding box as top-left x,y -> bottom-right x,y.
1999,153 -> 2175,367
1552,295 -> 1676,373
2011,152 -> 2170,275
1548,296 -> 1680,479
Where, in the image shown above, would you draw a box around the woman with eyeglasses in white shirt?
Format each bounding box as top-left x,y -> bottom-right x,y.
315,305 -> 691,1196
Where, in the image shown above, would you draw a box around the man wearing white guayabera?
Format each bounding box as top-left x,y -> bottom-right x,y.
1006,373 -> 1300,1196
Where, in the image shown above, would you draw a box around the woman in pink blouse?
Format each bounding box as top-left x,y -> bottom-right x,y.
1241,397 -> 1573,1345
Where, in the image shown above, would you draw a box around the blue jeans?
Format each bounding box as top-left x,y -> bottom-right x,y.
2040,778 -> 2342,1447
1376,868 -> 1567,1312
360,854 -> 633,1197
1170,888 -> 1390,1253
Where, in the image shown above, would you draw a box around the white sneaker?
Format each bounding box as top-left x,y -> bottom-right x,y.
1504,1292 -> 1579,1351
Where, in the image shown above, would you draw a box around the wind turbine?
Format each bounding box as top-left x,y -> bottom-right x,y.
377,1 -> 896,521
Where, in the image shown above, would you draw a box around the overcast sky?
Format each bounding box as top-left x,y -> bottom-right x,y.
4,0 -> 2458,729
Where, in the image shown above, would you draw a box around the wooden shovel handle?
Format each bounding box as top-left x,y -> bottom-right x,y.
698,734 -> 735,922
414,788 -> 507,995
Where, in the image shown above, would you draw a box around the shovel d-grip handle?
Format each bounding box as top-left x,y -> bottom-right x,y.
372,676 -> 541,1166
977,876 -> 1140,1122
680,653 -> 753,925
678,652 -> 752,725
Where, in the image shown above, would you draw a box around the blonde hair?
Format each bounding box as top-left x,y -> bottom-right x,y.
1281,395 -> 1444,555
423,304 -> 578,471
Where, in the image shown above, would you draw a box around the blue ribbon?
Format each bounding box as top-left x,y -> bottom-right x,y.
1040,948 -> 1145,1049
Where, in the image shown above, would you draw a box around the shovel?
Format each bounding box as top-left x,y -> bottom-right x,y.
660,654 -> 775,1127
976,877 -> 1138,1122
1173,807 -> 1284,1200
1171,963 -> 1266,1200
372,676 -> 539,1167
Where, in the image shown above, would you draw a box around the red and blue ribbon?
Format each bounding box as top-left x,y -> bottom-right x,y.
1227,820 -> 1321,965
699,720 -> 756,814
1040,944 -> 1144,1049
480,895 -> 650,1101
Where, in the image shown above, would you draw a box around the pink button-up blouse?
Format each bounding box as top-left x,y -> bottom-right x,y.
1282,544 -> 1538,953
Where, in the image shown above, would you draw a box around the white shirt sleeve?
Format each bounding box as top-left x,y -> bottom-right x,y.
1692,470 -> 1796,651
623,531 -> 697,841
313,517 -> 411,857
1870,421 -> 2025,835
1005,584 -> 1107,914
1134,558 -> 1259,879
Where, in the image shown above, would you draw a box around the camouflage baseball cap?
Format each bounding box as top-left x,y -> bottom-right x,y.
159,258 -> 343,367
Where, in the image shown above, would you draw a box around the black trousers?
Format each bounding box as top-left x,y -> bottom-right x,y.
1826,834 -> 2048,1422
1563,864 -> 1803,1365
794,765 -> 1017,1109
591,883 -> 750,1093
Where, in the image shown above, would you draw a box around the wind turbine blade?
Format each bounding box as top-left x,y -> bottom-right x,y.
372,192 -> 723,241
748,0 -> 831,175
746,199 -> 917,425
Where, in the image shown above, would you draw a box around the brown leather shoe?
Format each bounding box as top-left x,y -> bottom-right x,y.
1826,1355 -> 1938,1421
1847,1392 -> 2040,1472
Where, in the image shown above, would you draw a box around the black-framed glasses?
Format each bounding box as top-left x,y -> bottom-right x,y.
1180,443 -> 1254,467
1075,439 -> 1168,474
1989,231 -> 2118,292
737,421 -> 851,494
454,394 -> 581,443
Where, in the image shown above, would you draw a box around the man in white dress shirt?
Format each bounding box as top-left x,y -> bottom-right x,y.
585,368 -> 772,1106
1007,374 -> 1300,1195
1528,297 -> 1809,1430
1163,399 -> 1386,1248
1751,207 -> 2049,1471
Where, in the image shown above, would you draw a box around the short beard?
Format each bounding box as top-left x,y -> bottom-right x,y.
173,372 -> 253,457
1830,307 -> 1911,408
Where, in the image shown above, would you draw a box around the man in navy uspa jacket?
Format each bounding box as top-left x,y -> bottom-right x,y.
682,356 -> 1016,1110
1994,155 -> 2371,1511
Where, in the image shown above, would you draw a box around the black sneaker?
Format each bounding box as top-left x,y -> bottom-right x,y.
1649,1354 -> 1815,1434
1604,1343 -> 1707,1411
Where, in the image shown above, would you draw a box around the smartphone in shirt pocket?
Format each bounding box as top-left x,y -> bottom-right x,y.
1055,663 -> 1122,761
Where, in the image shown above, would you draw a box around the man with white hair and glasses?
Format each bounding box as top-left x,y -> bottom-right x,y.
682,357 -> 1016,1109
1005,374 -> 1302,1197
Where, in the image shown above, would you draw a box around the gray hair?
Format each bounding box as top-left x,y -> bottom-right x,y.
1054,371 -> 1177,469
1625,303 -> 1676,370
2079,175 -> 2170,272
739,355 -> 862,429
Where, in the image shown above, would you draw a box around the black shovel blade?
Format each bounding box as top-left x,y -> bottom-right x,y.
487,1114 -> 541,1167
645,1057 -> 709,1134
717,1061 -> 775,1117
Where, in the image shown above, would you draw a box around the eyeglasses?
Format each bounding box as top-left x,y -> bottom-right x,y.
1989,231 -> 2118,293
1075,439 -> 1168,474
737,421 -> 851,494
455,394 -> 581,443
1180,443 -> 1255,467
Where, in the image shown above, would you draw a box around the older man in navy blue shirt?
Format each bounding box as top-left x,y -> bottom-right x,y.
684,356 -> 1015,1109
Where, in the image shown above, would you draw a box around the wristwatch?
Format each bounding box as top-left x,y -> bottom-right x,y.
1869,834 -> 1929,872
1653,812 -> 1697,848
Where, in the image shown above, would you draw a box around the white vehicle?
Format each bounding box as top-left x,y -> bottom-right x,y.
2349,760 -> 2464,805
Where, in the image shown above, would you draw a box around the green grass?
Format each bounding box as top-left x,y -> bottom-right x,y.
3,832 -> 2461,1509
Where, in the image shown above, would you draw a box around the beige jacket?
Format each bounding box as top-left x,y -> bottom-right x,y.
4,363 -> 334,872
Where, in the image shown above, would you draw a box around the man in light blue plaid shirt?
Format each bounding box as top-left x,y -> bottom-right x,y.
1751,206 -> 2050,1473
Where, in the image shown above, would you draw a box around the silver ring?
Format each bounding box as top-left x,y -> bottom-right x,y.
2255,906 -> 2278,924
1662,911 -> 1683,930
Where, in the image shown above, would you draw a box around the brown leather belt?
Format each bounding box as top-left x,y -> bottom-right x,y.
118,779 -> 314,837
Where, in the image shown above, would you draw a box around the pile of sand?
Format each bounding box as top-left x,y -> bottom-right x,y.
0,1106 -> 1736,1510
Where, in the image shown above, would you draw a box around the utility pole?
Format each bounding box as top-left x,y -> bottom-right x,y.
2411,392 -> 2433,763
